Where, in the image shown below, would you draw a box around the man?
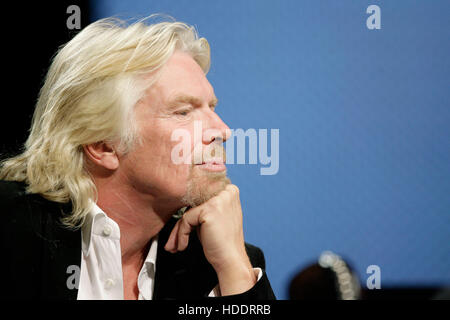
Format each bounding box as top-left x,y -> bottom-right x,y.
0,17 -> 275,300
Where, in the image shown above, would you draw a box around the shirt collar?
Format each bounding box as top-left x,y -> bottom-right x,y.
81,201 -> 108,256
137,235 -> 159,300
143,235 -> 158,274
81,201 -> 159,265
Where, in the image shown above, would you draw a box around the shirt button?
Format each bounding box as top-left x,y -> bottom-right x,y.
104,278 -> 115,290
102,224 -> 112,237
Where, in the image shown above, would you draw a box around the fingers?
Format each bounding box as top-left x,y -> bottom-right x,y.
176,212 -> 195,251
164,218 -> 181,253
164,207 -> 203,253
164,184 -> 240,254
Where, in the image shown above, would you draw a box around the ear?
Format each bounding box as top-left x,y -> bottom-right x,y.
83,141 -> 119,170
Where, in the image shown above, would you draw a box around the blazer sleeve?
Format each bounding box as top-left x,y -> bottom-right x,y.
209,243 -> 276,300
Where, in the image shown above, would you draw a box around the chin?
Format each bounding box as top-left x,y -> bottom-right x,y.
181,169 -> 231,207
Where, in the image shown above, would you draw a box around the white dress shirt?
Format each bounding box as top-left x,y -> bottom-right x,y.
77,202 -> 261,300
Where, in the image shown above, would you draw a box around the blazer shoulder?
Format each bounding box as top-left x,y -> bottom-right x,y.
0,180 -> 33,224
0,180 -> 81,300
0,180 -> 27,202
0,180 -> 69,237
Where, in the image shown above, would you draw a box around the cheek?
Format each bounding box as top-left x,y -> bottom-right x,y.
155,131 -> 192,179
161,163 -> 192,198
166,124 -> 199,165
138,119 -> 196,181
172,164 -> 192,182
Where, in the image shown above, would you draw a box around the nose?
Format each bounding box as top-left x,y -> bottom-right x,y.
202,109 -> 231,145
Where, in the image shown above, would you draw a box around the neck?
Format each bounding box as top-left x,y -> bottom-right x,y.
95,176 -> 179,266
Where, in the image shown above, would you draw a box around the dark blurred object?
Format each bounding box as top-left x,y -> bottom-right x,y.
289,251 -> 448,300
289,264 -> 340,300
432,288 -> 450,300
361,287 -> 449,300
289,251 -> 361,300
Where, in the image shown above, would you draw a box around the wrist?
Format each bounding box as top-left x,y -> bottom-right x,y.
214,259 -> 257,296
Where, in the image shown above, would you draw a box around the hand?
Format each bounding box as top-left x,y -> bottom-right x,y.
164,184 -> 257,295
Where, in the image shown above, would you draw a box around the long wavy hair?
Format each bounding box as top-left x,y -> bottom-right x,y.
0,16 -> 210,229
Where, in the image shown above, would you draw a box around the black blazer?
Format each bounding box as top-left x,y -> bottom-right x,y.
0,180 -> 275,300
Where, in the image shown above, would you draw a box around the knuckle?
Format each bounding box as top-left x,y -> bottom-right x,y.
199,209 -> 211,224
180,215 -> 190,229
207,197 -> 220,208
227,184 -> 240,195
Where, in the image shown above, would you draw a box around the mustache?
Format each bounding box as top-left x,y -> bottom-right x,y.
192,143 -> 226,165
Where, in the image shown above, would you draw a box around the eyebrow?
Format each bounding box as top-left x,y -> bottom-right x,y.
168,95 -> 218,108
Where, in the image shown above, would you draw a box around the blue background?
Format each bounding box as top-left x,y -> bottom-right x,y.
91,0 -> 450,299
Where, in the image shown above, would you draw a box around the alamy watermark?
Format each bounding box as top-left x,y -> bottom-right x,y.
366,5 -> 381,30
170,121 -> 279,176
366,264 -> 381,289
66,5 -> 81,30
66,264 -> 80,290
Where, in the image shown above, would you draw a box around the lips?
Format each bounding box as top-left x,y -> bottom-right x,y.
201,159 -> 224,165
196,158 -> 226,172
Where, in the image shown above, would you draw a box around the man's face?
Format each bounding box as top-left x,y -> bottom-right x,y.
119,51 -> 231,210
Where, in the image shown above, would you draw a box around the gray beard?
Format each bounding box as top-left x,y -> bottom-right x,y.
180,167 -> 231,208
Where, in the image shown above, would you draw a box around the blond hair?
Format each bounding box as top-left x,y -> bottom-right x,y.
0,16 -> 210,229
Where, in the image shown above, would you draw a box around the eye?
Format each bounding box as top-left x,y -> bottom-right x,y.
175,109 -> 191,116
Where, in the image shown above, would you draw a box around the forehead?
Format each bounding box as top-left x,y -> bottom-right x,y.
149,51 -> 216,105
